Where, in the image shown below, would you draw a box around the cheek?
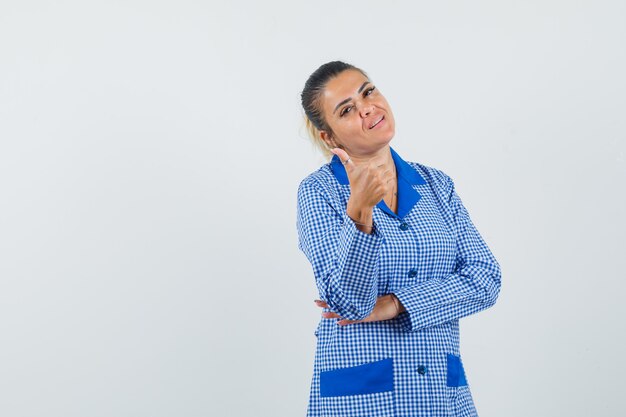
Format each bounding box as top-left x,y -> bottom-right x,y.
379,98 -> 391,111
332,121 -> 363,145
382,102 -> 395,122
336,117 -> 358,131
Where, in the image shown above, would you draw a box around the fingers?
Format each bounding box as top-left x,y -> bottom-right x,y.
315,299 -> 338,318
322,311 -> 341,319
315,300 -> 335,318
337,318 -> 361,326
379,167 -> 396,193
315,299 -> 341,320
313,295 -> 393,326
369,163 -> 395,190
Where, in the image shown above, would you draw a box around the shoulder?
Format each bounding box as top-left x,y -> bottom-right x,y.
297,163 -> 341,204
407,160 -> 455,193
401,159 -> 459,209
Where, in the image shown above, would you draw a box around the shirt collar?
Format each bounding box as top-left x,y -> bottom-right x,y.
330,146 -> 426,186
329,146 -> 426,219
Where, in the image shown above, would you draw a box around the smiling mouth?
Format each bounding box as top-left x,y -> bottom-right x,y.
369,116 -> 384,129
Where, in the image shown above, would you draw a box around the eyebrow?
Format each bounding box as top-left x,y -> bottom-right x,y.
333,81 -> 371,114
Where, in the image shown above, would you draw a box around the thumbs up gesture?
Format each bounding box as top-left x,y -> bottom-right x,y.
331,148 -> 395,233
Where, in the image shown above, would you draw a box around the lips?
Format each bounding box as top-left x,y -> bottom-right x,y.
369,115 -> 384,129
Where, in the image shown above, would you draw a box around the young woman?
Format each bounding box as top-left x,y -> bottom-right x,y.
297,61 -> 502,416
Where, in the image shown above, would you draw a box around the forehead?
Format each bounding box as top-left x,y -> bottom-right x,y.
321,70 -> 370,109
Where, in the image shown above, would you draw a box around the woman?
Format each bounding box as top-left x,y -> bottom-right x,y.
296,61 -> 502,417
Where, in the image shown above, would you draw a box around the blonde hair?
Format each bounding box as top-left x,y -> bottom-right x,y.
303,115 -> 334,160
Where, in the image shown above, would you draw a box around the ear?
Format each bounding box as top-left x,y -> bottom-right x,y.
319,130 -> 336,149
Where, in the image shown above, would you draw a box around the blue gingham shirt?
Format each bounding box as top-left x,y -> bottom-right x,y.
296,147 -> 501,417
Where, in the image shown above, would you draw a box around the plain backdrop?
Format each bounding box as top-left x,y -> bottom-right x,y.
1,1 -> 625,416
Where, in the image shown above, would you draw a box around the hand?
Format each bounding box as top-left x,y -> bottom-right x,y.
314,295 -> 405,326
331,148 -> 395,219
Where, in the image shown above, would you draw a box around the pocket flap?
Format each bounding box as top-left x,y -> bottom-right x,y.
320,358 -> 394,397
446,353 -> 468,387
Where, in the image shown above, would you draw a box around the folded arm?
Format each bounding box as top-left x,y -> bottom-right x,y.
392,173 -> 501,331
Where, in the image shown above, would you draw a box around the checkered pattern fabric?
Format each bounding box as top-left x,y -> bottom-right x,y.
296,147 -> 501,417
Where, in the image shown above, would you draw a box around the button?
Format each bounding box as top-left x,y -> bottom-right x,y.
399,222 -> 409,231
408,269 -> 417,278
417,365 -> 427,375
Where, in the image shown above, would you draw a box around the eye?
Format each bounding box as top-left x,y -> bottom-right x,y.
339,105 -> 353,117
364,86 -> 376,97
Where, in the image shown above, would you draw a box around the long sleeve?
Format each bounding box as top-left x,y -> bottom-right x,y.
392,173 -> 502,332
297,177 -> 384,321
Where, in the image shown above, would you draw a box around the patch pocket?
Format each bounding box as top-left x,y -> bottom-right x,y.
320,358 -> 394,397
446,354 -> 468,387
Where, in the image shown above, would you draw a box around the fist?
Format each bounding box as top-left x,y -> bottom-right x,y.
331,148 -> 394,210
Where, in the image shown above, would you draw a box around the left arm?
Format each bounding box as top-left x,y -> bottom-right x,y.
391,172 -> 501,331
319,171 -> 502,331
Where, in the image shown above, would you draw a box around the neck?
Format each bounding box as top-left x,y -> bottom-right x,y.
344,145 -> 395,173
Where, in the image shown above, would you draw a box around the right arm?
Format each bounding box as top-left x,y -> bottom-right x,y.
296,177 -> 383,321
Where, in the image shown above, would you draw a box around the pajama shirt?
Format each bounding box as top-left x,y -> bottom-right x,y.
296,147 -> 501,417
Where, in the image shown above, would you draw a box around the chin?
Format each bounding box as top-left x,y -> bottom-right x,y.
380,130 -> 395,144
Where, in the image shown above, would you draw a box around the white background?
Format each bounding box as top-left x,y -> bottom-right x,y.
1,1 -> 625,416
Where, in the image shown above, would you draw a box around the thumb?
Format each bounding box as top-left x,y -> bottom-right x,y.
331,148 -> 354,169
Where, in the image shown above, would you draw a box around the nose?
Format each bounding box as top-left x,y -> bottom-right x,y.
359,103 -> 374,118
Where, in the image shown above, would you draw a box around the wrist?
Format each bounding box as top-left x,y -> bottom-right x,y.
346,199 -> 373,224
390,294 -> 406,316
